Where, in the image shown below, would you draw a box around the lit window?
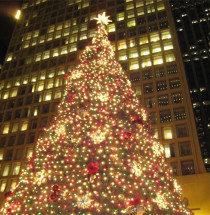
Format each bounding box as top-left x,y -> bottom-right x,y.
54,90 -> 62,99
127,19 -> 136,27
22,76 -> 28,84
31,38 -> 37,46
129,39 -> 136,47
161,30 -> 171,40
118,40 -> 127,50
64,21 -> 71,28
134,86 -> 141,96
165,53 -> 175,62
137,7 -> 144,16
3,123 -> 10,134
108,23 -> 115,33
48,71 -> 55,78
80,32 -> 87,40
163,41 -> 173,50
147,5 -> 155,13
33,30 -> 39,37
57,69 -> 65,76
56,24 -> 62,30
82,1 -> 89,8
0,151 -> 3,160
162,127 -> 173,139
90,14 -> 97,21
35,53 -> 41,62
63,29 -> 70,36
139,36 -> 149,45
61,46 -> 68,55
26,147 -> 33,158
10,180 -> 17,190
146,0 -> 154,5
129,48 -> 138,58
88,30 -> 95,38
21,121 -> 28,131
52,49 -> 59,57
0,181 -> 7,192
117,12 -> 124,21
126,3 -> 134,10
70,44 -> 77,52
71,26 -> 78,34
152,42 -> 161,53
43,51 -> 50,60
140,46 -> 150,56
6,54 -> 13,62
118,50 -> 127,61
129,60 -> 139,70
12,123 -> 19,133
164,144 -> 175,158
2,164 -> 10,176
9,88 -> 17,97
136,1 -> 144,7
39,72 -> 46,80
127,10 -> 135,18
141,57 -> 152,68
157,2 -> 165,11
31,75 -> 37,83
44,91 -> 52,101
153,55 -> 163,65
47,33 -> 53,41
39,36 -> 45,43
3,91 -> 9,99
46,80 -> 54,89
12,163 -> 21,175
150,32 -> 160,42
37,82 -> 44,91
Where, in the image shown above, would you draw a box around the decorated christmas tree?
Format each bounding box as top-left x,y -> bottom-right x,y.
1,13 -> 191,215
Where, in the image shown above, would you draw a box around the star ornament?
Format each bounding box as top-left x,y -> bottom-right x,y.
94,12 -> 112,25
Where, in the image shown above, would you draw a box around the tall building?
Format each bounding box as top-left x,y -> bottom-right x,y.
0,0 -> 208,213
169,0 -> 210,172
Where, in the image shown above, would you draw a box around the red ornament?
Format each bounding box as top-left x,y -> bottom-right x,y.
123,131 -> 132,140
52,185 -> 61,194
6,208 -> 12,214
30,155 -> 35,168
132,116 -> 143,125
49,193 -> 58,202
86,162 -> 99,175
126,196 -> 141,208
67,92 -> 76,103
4,191 -> 13,200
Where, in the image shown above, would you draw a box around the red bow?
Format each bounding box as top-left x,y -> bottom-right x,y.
86,162 -> 99,175
126,196 -> 141,208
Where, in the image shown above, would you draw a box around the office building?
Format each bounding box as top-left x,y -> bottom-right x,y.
169,0 -> 210,172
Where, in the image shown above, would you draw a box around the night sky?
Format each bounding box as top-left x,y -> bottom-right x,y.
0,0 -> 22,63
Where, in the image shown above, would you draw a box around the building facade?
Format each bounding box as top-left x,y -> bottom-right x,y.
169,0 -> 210,172
0,0 -> 207,211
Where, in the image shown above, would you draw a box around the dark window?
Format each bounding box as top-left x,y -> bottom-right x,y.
155,67 -> 164,78
28,133 -> 35,143
0,137 -> 7,148
148,24 -> 158,32
130,72 -> 140,82
18,86 -> 26,95
16,98 -> 24,107
15,148 -> 23,160
174,107 -> 186,121
160,21 -> 169,29
138,26 -> 147,34
39,117 -> 48,127
156,80 -> 167,91
171,162 -> 178,175
128,29 -> 136,37
25,96 -> 33,105
117,6 -> 124,13
0,102 -> 6,110
117,22 -> 125,30
167,65 -> 178,75
30,119 -> 37,129
179,142 -> 192,156
4,150 -> 13,161
160,109 -> 172,123
118,32 -> 126,39
34,94 -> 41,103
137,17 -> 146,25
17,134 -> 25,145
5,112 -> 12,121
158,12 -> 167,20
14,110 -> 21,119
142,70 -> 153,80
42,103 -> 50,114
148,15 -> 156,22
181,160 -> 195,175
8,100 -> 15,109
8,136 -> 16,146
23,108 -> 30,118
176,124 -> 189,138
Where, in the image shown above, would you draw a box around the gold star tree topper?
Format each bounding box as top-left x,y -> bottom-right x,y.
94,12 -> 112,25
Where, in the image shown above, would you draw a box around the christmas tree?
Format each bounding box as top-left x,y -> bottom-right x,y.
1,12 -> 191,215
